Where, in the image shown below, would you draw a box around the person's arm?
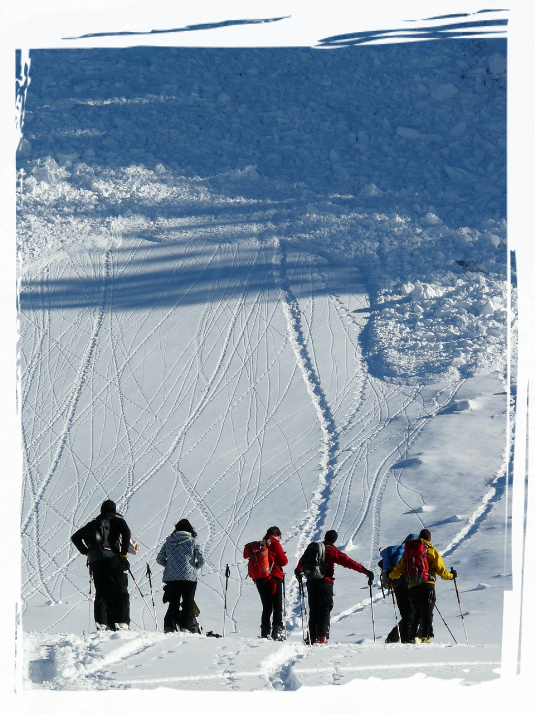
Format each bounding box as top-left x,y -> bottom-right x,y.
332,547 -> 369,575
430,548 -> 454,580
194,543 -> 205,569
109,517 -> 131,555
71,527 -> 89,556
156,542 -> 167,567
273,539 -> 288,568
389,556 -> 404,580
294,554 -> 303,579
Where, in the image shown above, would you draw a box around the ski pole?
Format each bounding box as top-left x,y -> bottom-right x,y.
297,577 -> 306,643
300,578 -> 312,646
434,603 -> 457,644
87,560 -> 92,635
389,582 -> 401,642
127,567 -> 163,633
452,571 -> 468,644
282,573 -> 287,640
223,564 -> 230,637
146,563 -> 158,630
368,577 -> 376,642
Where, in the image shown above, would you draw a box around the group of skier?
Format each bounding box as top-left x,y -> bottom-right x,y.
71,500 -> 458,644
71,502 -> 204,634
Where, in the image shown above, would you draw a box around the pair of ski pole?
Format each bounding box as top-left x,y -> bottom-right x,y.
222,565 -> 287,640
86,559 -> 162,633
127,563 -> 163,632
384,568 -> 467,645
295,573 -> 377,644
432,570 -> 468,644
297,574 -> 312,645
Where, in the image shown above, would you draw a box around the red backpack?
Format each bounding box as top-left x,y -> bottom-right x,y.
403,539 -> 429,585
243,540 -> 272,580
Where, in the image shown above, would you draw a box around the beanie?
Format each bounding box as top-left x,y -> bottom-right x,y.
101,499 -> 117,515
325,529 -> 338,543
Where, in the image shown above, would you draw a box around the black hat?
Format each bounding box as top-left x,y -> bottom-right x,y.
175,519 -> 197,538
265,526 -> 282,538
325,529 -> 338,543
419,528 -> 432,542
101,499 -> 117,515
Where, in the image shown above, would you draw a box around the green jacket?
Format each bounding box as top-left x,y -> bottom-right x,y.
389,538 -> 453,589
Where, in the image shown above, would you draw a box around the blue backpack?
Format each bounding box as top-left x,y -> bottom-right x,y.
379,544 -> 404,571
378,534 -> 419,590
379,545 -> 403,591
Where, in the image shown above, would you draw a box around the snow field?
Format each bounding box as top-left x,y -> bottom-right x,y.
17,40 -> 510,383
16,35 -> 511,690
24,630 -> 502,690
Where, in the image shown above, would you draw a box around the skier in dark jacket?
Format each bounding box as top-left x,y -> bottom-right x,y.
295,530 -> 373,644
71,499 -> 131,631
156,519 -> 204,634
244,526 -> 288,641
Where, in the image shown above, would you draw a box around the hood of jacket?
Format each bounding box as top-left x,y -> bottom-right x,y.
420,538 -> 433,548
167,530 -> 194,545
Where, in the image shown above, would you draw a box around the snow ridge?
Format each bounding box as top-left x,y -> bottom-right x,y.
443,371 -> 523,555
273,238 -> 338,545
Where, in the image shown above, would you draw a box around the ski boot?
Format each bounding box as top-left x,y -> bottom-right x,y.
271,626 -> 286,642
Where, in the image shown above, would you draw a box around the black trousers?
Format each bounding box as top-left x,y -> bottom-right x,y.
162,580 -> 198,633
407,582 -> 436,639
90,556 -> 130,630
255,577 -> 283,633
306,579 -> 334,641
386,583 -> 413,643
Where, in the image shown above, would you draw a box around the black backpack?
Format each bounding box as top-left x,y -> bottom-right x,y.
300,542 -> 326,580
82,516 -> 111,552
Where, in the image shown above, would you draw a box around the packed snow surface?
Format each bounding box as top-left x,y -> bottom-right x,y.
17,37 -> 511,691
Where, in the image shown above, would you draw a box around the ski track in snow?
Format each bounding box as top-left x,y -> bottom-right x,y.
272,237 -> 340,614
443,371 -> 522,555
18,231 -> 508,634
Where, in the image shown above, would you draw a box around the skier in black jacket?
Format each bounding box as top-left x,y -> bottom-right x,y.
71,499 -> 132,631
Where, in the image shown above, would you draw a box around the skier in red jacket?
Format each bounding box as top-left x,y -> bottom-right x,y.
295,530 -> 373,644
244,526 -> 288,640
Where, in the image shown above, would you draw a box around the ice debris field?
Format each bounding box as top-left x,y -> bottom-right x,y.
16,33 -> 512,691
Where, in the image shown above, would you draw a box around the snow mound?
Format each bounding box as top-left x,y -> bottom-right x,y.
411,505 -> 435,514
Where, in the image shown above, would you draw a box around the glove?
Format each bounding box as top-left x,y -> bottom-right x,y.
295,568 -> 303,582
119,554 -> 130,572
367,570 -> 374,585
451,568 -> 458,579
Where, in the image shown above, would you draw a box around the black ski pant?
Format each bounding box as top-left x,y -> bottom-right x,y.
256,577 -> 283,635
90,556 -> 130,630
306,579 -> 334,642
386,583 -> 413,643
162,580 -> 198,633
407,582 -> 436,639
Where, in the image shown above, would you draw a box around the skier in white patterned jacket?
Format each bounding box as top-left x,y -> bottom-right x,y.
156,519 -> 205,633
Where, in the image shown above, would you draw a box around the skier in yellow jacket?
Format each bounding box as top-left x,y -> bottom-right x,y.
389,529 -> 456,643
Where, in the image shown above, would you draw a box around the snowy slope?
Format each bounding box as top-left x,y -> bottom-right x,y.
16,35 -> 511,691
